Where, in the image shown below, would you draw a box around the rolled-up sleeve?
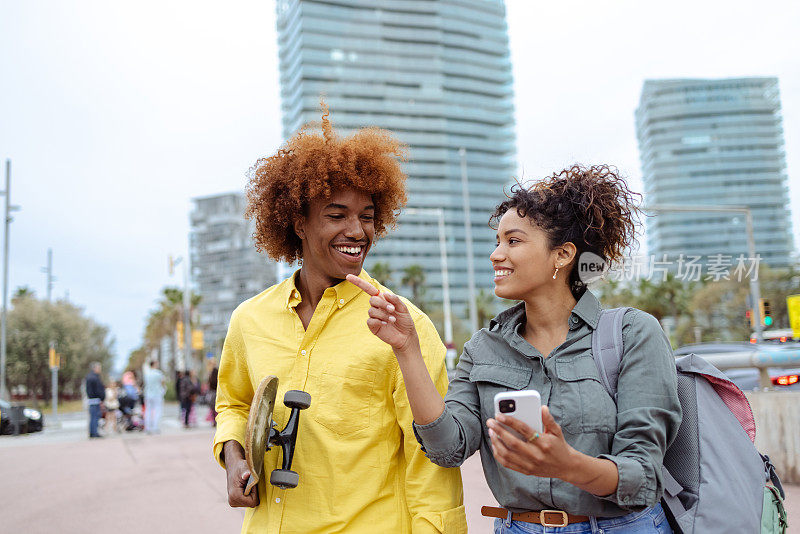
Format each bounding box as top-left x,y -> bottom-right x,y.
413,339 -> 484,468
394,312 -> 467,533
598,310 -> 682,510
212,308 -> 255,469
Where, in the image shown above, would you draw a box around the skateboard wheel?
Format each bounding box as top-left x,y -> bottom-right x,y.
270,469 -> 300,489
283,390 -> 311,410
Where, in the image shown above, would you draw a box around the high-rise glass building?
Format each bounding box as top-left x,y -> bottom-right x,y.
636,77 -> 795,268
275,0 -> 516,313
190,193 -> 277,353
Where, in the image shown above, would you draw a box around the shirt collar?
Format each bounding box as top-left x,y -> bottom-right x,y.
570,289 -> 602,329
283,268 -> 374,310
331,269 -> 373,309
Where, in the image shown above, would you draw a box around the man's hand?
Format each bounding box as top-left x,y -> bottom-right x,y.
345,274 -> 419,354
223,440 -> 259,508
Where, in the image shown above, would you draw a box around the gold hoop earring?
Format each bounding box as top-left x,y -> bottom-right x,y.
552,266 -> 559,279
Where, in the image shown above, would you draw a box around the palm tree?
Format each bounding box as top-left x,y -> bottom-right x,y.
370,262 -> 393,288
401,264 -> 426,304
141,287 -> 202,371
475,289 -> 498,329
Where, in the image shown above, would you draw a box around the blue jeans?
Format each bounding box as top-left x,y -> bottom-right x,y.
494,504 -> 672,534
89,403 -> 102,437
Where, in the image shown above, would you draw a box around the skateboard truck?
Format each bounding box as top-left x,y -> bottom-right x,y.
244,376 -> 311,494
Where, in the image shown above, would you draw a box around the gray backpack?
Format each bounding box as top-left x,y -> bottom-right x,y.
591,307 -> 788,534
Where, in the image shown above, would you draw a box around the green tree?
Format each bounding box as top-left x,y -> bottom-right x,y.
475,289 -> 499,329
401,264 -> 427,306
7,296 -> 114,406
13,286 -> 35,301
369,261 -> 393,288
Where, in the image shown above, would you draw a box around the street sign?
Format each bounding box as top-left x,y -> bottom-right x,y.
787,294 -> 800,339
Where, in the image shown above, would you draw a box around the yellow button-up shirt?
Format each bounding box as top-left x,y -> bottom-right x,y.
213,270 -> 467,534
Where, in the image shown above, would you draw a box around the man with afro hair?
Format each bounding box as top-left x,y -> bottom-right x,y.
213,109 -> 467,534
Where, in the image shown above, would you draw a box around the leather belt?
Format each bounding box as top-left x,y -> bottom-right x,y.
481,506 -> 590,527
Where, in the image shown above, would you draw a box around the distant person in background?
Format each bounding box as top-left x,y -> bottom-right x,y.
143,360 -> 166,434
179,370 -> 199,428
175,370 -> 183,405
85,361 -> 105,438
118,371 -> 140,430
206,360 -> 218,427
103,381 -> 120,433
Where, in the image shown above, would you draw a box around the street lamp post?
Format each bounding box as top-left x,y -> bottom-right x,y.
404,208 -> 456,369
0,160 -> 20,401
169,255 -> 193,372
459,148 -> 478,333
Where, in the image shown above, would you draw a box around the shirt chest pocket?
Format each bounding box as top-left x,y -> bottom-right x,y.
312,364 -> 376,436
469,363 -> 532,425
553,357 -> 616,434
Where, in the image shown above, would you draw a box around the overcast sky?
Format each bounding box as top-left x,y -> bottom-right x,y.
1,0 -> 798,370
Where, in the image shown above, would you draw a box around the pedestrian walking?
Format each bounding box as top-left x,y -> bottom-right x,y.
103,381 -> 120,433
179,370 -> 199,428
206,360 -> 218,427
85,362 -> 105,438
143,360 -> 166,434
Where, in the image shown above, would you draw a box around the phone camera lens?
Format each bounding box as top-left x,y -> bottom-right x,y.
499,399 -> 515,413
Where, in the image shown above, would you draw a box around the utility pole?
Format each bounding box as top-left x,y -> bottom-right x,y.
169,254 -> 192,372
182,254 -> 192,373
406,208 -> 456,369
49,342 -> 59,422
41,248 -> 54,301
0,160 -> 20,400
459,148 -> 478,333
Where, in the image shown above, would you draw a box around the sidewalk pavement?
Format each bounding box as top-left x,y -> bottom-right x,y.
0,423 -> 797,532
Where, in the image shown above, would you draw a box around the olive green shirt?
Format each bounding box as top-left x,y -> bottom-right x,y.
414,290 -> 682,517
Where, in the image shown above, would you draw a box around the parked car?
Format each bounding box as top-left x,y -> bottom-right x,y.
0,398 -> 44,434
674,342 -> 800,391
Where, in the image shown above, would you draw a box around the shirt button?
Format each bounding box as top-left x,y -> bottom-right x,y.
300,349 -> 307,356
275,497 -> 281,503
339,298 -> 344,305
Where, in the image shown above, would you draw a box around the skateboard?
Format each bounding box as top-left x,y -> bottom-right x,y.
244,376 -> 311,495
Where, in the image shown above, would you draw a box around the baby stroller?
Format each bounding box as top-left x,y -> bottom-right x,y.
118,384 -> 144,431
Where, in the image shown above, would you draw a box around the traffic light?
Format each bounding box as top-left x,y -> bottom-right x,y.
746,309 -> 755,328
758,298 -> 773,327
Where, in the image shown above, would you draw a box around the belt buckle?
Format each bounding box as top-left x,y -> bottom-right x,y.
540,510 -> 568,528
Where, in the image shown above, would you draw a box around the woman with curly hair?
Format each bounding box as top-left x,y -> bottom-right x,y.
213,109 -> 467,534
351,165 -> 682,533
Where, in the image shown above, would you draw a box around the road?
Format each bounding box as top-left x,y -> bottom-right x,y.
1,407 -> 797,532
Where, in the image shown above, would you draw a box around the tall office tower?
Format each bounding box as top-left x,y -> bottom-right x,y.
190,193 -> 277,354
275,0 -> 516,317
636,77 -> 795,268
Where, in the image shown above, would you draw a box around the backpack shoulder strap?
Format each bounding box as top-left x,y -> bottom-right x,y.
590,307 -> 630,403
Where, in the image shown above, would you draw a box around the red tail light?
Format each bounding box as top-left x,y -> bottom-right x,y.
749,337 -> 757,344
772,375 -> 799,386
779,337 -> 787,342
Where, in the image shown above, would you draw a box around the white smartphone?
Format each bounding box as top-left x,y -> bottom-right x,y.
493,390 -> 543,441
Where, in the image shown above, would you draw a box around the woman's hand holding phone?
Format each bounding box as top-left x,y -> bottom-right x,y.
487,406 -> 580,480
